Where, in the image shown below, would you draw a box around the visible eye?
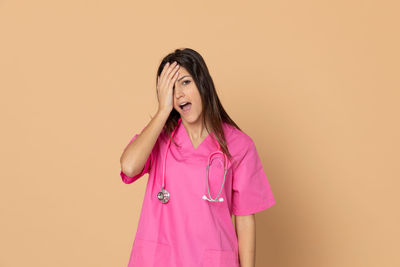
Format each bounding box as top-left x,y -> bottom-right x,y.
182,80 -> 191,85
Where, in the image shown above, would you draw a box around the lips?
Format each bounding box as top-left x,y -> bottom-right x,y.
179,101 -> 190,106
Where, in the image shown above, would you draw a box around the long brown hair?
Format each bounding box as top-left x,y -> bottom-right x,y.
155,48 -> 241,162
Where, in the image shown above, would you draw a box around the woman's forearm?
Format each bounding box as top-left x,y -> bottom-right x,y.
235,214 -> 256,267
120,109 -> 169,177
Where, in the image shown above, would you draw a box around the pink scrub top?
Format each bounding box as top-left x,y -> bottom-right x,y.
120,121 -> 276,267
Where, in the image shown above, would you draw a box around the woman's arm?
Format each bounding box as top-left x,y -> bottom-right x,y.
235,214 -> 256,267
120,109 -> 169,177
120,61 -> 179,177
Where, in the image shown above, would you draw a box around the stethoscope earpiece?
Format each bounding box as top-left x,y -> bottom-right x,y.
202,195 -> 224,202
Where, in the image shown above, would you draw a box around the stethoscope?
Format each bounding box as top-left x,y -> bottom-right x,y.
157,117 -> 228,204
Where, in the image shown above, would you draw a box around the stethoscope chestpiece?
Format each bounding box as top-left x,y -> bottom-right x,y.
157,188 -> 170,203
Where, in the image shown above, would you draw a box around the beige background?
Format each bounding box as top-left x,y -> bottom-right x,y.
1,0 -> 399,266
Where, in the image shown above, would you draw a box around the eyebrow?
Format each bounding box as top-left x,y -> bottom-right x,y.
178,75 -> 191,82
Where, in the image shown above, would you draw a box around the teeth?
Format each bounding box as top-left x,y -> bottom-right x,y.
180,102 -> 188,106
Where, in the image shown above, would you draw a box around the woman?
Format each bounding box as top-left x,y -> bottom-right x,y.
119,48 -> 276,267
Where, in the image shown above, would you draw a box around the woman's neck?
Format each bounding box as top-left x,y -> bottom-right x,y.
182,118 -> 210,141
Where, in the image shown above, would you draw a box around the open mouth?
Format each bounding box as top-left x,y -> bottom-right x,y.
179,102 -> 192,113
179,102 -> 192,112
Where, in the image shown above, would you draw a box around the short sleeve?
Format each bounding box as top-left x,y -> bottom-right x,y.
232,139 -> 276,216
120,131 -> 153,184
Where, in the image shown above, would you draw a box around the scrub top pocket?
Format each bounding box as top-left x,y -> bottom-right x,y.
128,237 -> 171,267
202,249 -> 239,267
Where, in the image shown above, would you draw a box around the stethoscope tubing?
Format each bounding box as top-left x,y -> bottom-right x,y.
159,117 -> 228,203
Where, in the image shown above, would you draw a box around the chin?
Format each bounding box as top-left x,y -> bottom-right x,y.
185,115 -> 201,124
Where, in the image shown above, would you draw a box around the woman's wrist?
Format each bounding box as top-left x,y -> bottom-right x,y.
156,108 -> 171,121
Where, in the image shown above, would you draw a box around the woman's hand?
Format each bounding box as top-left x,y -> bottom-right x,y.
157,61 -> 180,115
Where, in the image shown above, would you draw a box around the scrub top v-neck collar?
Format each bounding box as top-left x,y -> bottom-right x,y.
179,120 -> 212,151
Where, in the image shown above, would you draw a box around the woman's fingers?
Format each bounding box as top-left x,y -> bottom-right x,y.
157,62 -> 172,90
160,62 -> 170,79
156,61 -> 180,113
159,62 -> 171,84
165,62 -> 178,82
173,69 -> 180,87
160,61 -> 178,85
166,64 -> 180,89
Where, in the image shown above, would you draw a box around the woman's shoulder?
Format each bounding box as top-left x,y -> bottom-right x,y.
221,122 -> 256,168
222,122 -> 254,147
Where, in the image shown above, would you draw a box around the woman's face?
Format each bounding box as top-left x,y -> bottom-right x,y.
173,67 -> 203,124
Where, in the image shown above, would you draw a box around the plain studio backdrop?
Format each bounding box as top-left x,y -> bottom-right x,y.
0,1 -> 399,266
